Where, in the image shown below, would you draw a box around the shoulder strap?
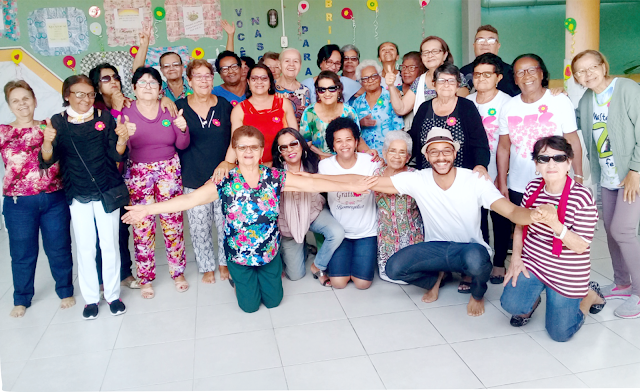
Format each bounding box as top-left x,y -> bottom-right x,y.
63,120 -> 105,199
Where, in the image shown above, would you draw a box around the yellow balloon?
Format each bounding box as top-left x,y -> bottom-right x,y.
11,49 -> 23,65
367,0 -> 378,11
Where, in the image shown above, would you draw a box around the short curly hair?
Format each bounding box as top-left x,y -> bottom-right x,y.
325,117 -> 360,153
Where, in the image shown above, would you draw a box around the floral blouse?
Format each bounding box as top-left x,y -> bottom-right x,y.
276,83 -> 311,123
351,89 -> 405,155
0,122 -> 63,196
216,165 -> 287,267
299,103 -> 359,154
373,166 -> 424,267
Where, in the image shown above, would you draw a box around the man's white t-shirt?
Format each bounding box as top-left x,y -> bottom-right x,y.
318,153 -> 380,239
390,168 -> 505,255
467,91 -> 512,181
498,90 -> 578,193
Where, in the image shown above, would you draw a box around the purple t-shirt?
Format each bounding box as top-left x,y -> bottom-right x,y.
123,101 -> 190,163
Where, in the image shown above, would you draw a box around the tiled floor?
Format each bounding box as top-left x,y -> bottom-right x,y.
1,219 -> 640,391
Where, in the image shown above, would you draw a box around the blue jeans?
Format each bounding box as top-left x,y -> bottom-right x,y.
280,207 -> 345,280
501,272 -> 585,342
328,236 -> 377,281
2,190 -> 74,307
386,241 -> 491,300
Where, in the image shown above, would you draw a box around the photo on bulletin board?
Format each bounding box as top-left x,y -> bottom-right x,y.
104,0 -> 154,47
0,0 -> 20,41
165,0 -> 223,42
80,51 -> 135,98
27,7 -> 89,56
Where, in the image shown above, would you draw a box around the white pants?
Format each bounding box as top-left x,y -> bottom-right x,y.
69,199 -> 121,304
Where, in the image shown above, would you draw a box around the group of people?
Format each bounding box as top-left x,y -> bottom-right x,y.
2,23 -> 639,343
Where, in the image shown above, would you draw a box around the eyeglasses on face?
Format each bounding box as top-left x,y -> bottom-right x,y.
278,139 -> 300,153
161,62 -> 182,69
427,148 -> 454,158
100,74 -> 121,83
191,74 -> 214,81
136,80 -> 160,89
515,66 -> 541,78
324,59 -> 341,68
250,75 -> 269,83
435,78 -> 458,86
69,91 -> 97,99
317,85 -> 339,94
219,64 -> 240,74
387,149 -> 408,157
400,65 -> 419,72
475,37 -> 498,45
421,49 -> 443,57
343,56 -> 359,63
360,73 -> 380,83
535,154 -> 568,164
573,63 -> 603,78
236,144 -> 261,152
473,71 -> 496,79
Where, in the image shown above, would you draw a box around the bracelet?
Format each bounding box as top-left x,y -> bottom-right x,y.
574,174 -> 584,179
554,225 -> 568,240
41,145 -> 53,153
116,139 -> 127,146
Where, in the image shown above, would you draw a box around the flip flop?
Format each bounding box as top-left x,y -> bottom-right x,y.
140,286 -> 155,299
489,275 -> 505,285
458,281 -> 472,294
174,279 -> 189,293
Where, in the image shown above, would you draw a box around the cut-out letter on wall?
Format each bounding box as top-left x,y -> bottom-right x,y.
235,9 -> 242,16
301,26 -> 308,34
251,17 -> 259,25
305,68 -> 312,75
326,13 -> 332,21
328,26 -> 331,34
303,39 -> 309,47
239,47 -> 246,56
255,29 -> 261,38
238,33 -> 245,41
325,0 -> 332,7
236,20 -> 243,28
303,53 -> 310,61
257,43 -> 263,51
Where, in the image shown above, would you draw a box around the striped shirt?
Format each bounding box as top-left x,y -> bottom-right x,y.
520,178 -> 598,298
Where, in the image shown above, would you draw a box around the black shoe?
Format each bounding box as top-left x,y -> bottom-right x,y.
510,296 -> 541,327
108,299 -> 127,316
588,281 -> 607,314
82,303 -> 99,320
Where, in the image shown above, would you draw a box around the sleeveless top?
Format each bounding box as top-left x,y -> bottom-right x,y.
241,96 -> 287,162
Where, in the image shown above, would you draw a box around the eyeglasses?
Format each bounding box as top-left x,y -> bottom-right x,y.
219,64 -> 240,74
574,63 -> 603,78
344,56 -> 359,63
250,75 -> 269,83
427,148 -> 454,158
278,140 -> 300,153
317,85 -> 339,94
360,73 -> 380,83
70,91 -> 97,99
400,65 -> 419,72
421,49 -> 443,57
99,74 -> 121,83
387,149 -> 408,157
535,154 -> 568,164
473,71 -> 496,79
515,66 -> 541,78
191,74 -> 214,81
236,144 -> 261,152
324,60 -> 341,68
475,37 -> 498,45
136,80 -> 160,89
435,78 -> 458,86
161,62 -> 182,69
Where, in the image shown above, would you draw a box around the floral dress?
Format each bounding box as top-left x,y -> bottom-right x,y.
276,83 -> 311,124
216,165 -> 287,267
374,166 -> 424,271
299,103 -> 359,154
351,89 -> 404,155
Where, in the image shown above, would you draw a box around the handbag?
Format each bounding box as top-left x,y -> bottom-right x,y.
65,116 -> 130,213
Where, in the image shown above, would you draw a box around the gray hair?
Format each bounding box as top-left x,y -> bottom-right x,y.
355,60 -> 383,81
340,44 -> 360,59
279,47 -> 301,62
382,130 -> 413,156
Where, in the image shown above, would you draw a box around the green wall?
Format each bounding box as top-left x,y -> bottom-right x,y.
482,2 -> 640,79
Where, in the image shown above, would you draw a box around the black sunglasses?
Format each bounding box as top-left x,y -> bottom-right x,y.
317,85 -> 339,94
278,139 -> 300,153
99,74 -> 121,83
535,154 -> 568,164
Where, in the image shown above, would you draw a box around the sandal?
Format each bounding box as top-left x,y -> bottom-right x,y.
174,279 -> 189,293
140,285 -> 155,299
510,296 -> 541,327
489,275 -> 505,285
439,271 -> 453,287
122,279 -> 142,289
312,269 -> 331,287
588,281 -> 607,314
458,281 -> 472,294
229,278 -> 235,289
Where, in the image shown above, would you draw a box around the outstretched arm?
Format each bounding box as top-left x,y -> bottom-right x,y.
490,198 -> 534,226
133,21 -> 153,72
221,20 -> 235,52
284,172 -> 377,193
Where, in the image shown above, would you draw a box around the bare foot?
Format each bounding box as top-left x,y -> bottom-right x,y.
174,275 -> 189,292
9,306 -> 26,318
60,297 -> 76,309
467,297 -> 485,317
141,283 -> 155,299
422,271 -> 445,303
201,271 -> 216,284
219,266 -> 230,281
579,289 -> 604,315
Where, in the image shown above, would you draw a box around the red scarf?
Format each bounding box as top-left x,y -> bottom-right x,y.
522,177 -> 572,256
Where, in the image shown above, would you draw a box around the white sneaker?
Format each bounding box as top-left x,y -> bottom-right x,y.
601,283 -> 632,300
614,295 -> 640,319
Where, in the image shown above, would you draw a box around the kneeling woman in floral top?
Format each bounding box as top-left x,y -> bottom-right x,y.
123,125 -> 375,313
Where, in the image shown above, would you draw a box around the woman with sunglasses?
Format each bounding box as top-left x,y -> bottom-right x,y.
301,44 -> 363,104
121,67 -> 190,299
40,75 -> 131,319
573,50 -> 640,319
123,125 -> 375,312
501,136 -> 605,340
271,128 -> 345,286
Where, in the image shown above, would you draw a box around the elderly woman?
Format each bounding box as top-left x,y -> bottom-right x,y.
301,44 -> 362,104
467,53 -> 513,284
175,59 -> 233,284
271,128 -> 345,285
573,50 -> 640,318
1,81 -> 74,318
501,136 -> 605,341
122,67 -> 190,299
399,51 -> 427,131
123,125 -> 374,312
275,48 -> 311,123
373,131 -> 424,283
259,52 -> 281,78
387,36 -> 470,117
352,60 -> 404,155
40,75 -> 130,319
341,44 -> 360,81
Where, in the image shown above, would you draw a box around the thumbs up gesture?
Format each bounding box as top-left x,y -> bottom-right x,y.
124,115 -> 136,137
384,71 -> 396,88
42,118 -> 57,143
173,109 -> 187,132
114,115 -> 129,141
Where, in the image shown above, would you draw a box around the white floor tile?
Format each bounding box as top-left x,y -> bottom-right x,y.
349,310 -> 445,354
0,360 -> 26,391
0,298 -> 60,331
195,302 -> 272,339
529,323 -> 640,373
102,340 -> 195,391
589,297 -> 627,322
281,262 -> 333,297
483,281 -> 505,301
195,271 -> 238,308
576,362 -> 640,388
49,300 -> 112,325
0,326 -> 46,363
275,319 -> 365,366
491,374 -> 588,389
268,291 -> 346,328
13,351 -> 111,392
451,334 -> 570,387
402,280 -> 470,309
193,329 -> 281,378
333,281 -> 417,318
602,318 -> 640,349
194,368 -> 287,391
284,356 -> 384,390
0,281 -> 12,301
589,239 -> 613,259
115,307 -> 196,349
590,257 -> 614,280
117,379 -> 194,391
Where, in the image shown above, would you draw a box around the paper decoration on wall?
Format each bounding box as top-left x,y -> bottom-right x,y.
419,0 -> 430,38
27,7 -> 89,56
81,51 -> 135,98
298,1 -> 309,14
11,49 -> 23,65
89,6 -> 101,18
165,0 -> 223,42
341,8 -> 353,19
63,55 -> 76,72
1,0 -> 20,41
144,45 -> 190,68
419,0 -> 430,6
154,7 -> 166,20
103,0 -> 153,47
565,17 -> 577,54
130,45 -> 139,56
90,22 -> 102,36
191,47 -> 204,59
268,9 -> 278,28
367,0 -> 379,42
366,0 -> 378,11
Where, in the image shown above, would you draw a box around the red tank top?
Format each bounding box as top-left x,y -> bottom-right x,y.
241,97 -> 287,162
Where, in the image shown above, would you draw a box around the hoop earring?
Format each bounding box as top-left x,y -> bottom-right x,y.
303,150 -> 307,158
535,171 -> 540,175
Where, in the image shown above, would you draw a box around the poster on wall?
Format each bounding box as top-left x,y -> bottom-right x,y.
0,0 -> 20,41
27,7 -> 89,56
165,0 -> 222,42
104,0 -> 153,47
183,6 -> 205,36
114,8 -> 144,29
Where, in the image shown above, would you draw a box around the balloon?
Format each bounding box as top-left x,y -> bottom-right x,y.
419,0 -> 430,7
298,1 -> 309,14
564,64 -> 572,80
129,46 -> 139,57
564,17 -> 577,34
63,56 -> 76,70
366,0 -> 378,11
154,7 -> 166,21
88,6 -> 101,18
341,8 -> 353,19
11,49 -> 23,65
192,47 -> 204,59
90,22 -> 102,36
